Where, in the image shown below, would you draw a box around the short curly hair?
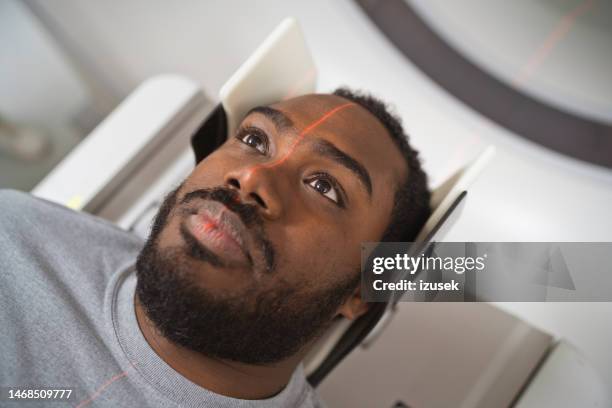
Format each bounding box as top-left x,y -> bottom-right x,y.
333,87 -> 431,241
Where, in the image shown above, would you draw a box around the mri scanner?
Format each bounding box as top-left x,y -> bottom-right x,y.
32,18 -> 609,407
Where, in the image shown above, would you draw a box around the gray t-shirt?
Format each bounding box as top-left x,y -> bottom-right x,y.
0,189 -> 321,408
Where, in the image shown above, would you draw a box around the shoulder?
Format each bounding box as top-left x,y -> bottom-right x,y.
0,189 -> 140,243
0,189 -> 103,232
0,189 -> 59,238
0,188 -> 47,218
0,189 -> 143,272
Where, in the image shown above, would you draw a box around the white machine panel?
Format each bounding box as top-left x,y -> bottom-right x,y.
220,17 -> 317,138
32,75 -> 208,214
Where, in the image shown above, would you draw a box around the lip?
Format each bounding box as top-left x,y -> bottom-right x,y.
183,200 -> 251,266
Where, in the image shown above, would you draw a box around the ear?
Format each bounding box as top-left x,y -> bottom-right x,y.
337,286 -> 369,320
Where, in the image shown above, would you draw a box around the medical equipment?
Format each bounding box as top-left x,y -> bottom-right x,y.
33,18 -> 610,407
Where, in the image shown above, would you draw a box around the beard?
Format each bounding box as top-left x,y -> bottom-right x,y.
135,184 -> 360,365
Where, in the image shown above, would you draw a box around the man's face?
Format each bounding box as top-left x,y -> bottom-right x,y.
136,94 -> 407,364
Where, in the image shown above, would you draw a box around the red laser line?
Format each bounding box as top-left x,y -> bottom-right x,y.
202,221 -> 214,232
450,0 -> 594,170
244,102 -> 355,179
74,367 -> 132,408
513,0 -> 595,86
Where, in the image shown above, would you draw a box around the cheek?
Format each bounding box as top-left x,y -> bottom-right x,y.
270,220 -> 362,287
184,150 -> 235,189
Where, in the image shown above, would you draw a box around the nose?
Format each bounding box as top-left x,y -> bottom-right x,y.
224,164 -> 283,219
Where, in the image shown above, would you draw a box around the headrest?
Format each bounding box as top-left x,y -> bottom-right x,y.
220,17 -> 317,138
416,146 -> 496,243
191,17 -> 317,163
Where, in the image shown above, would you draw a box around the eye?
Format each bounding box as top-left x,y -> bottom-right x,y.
306,173 -> 345,207
236,127 -> 268,154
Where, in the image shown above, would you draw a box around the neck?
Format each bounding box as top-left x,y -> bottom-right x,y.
133,294 -> 304,400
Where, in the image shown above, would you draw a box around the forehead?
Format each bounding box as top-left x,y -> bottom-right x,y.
268,94 -> 407,194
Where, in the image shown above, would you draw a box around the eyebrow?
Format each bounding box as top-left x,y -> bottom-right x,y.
246,106 -> 294,131
310,138 -> 373,197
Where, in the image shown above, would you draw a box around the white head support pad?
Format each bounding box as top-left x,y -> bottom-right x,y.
219,18 -> 318,138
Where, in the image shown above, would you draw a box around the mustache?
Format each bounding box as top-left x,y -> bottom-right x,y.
181,187 -> 261,228
179,187 -> 276,274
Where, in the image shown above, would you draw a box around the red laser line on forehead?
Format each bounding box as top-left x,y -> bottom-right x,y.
245,102 -> 356,177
